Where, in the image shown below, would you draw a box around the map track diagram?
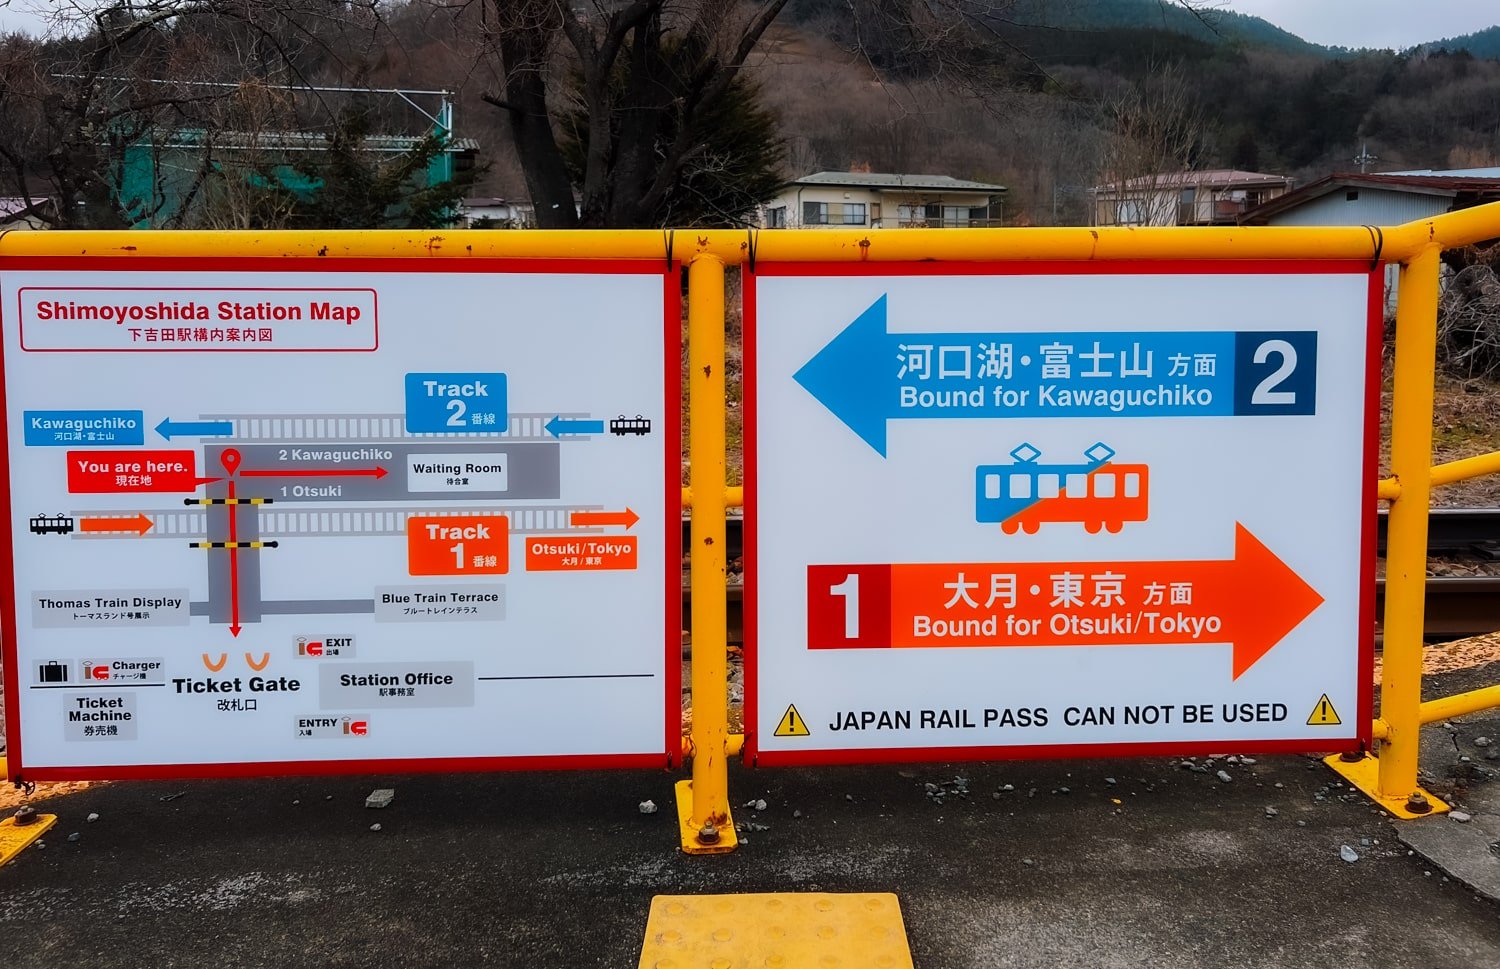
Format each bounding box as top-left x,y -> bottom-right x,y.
41,411 -> 618,628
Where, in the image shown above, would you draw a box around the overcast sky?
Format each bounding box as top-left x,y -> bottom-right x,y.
0,2 -> 1495,50
1224,0 -> 1498,49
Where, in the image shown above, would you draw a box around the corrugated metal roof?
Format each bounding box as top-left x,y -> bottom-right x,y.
1105,169 -> 1292,190
0,197 -> 44,217
1240,171 -> 1500,224
153,129 -> 479,152
1383,167 -> 1500,178
790,171 -> 1006,192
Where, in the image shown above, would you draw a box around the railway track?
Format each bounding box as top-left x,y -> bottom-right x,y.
687,509 -> 1500,642
1376,507 -> 1500,559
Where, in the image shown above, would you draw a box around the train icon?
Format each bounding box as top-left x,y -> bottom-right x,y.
976,442 -> 1148,535
609,415 -> 652,436
29,513 -> 75,536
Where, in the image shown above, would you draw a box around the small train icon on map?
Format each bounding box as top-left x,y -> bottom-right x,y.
29,513 -> 75,536
609,415 -> 652,436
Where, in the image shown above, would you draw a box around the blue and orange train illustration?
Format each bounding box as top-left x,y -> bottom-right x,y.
976,442 -> 1149,534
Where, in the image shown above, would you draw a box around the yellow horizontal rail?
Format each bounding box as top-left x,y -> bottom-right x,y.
1376,449 -> 1500,501
2,200 -> 1497,265
679,733 -> 745,759
1418,684 -> 1500,724
1372,683 -> 1500,740
681,486 -> 743,510
1431,450 -> 1500,487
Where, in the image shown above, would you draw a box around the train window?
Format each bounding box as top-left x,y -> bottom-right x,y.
1039,474 -> 1060,498
1124,473 -> 1141,497
1065,473 -> 1087,496
1093,473 -> 1116,498
1009,475 -> 1031,499
985,473 -> 1001,499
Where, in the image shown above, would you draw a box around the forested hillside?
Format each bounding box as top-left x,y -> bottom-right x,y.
3,1 -> 1497,229
749,6 -> 1500,225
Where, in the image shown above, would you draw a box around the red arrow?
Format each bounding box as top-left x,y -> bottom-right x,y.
79,513 -> 154,536
570,508 -> 639,529
812,523 -> 1323,680
238,467 -> 387,479
227,480 -> 241,637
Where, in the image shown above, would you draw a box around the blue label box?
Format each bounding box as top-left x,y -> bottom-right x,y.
24,410 -> 145,446
404,373 -> 508,433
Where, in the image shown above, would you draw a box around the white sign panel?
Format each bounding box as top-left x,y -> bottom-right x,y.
747,262 -> 1376,765
2,259 -> 678,779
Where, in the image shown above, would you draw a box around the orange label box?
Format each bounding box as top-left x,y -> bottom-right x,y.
526,536 -> 638,571
407,515 -> 509,575
807,524 -> 1323,680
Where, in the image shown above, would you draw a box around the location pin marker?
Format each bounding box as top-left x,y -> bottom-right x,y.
220,448 -> 242,476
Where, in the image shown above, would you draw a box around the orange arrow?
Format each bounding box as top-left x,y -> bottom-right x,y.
818,523 -> 1322,680
570,508 -> 639,530
78,513 -> 154,536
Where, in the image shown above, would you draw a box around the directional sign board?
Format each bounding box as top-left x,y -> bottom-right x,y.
745,262 -> 1377,765
1,256 -> 679,780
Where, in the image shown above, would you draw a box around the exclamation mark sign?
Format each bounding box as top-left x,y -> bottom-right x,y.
1306,694 -> 1342,726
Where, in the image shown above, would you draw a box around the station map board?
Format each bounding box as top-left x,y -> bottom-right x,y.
1,256 -> 679,780
745,262 -> 1378,765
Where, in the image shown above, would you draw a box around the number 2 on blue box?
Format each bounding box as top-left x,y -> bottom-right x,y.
404,373 -> 508,432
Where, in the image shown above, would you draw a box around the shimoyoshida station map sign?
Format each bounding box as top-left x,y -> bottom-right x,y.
745,262 -> 1377,765
1,256 -> 678,780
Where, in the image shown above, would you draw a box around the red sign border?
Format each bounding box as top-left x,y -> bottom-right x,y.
742,259 -> 1381,767
0,255 -> 682,781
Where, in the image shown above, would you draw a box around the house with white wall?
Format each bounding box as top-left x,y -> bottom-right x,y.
760,171 -> 1006,229
0,196 -> 54,229
1240,170 -> 1500,311
1092,169 -> 1294,227
459,196 -> 535,228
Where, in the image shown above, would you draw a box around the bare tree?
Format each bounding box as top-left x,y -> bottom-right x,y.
0,2 -> 459,228
455,0 -> 1222,228
1091,62 -> 1210,226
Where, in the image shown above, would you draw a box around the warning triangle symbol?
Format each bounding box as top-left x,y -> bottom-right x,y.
1306,694 -> 1342,726
774,703 -> 810,737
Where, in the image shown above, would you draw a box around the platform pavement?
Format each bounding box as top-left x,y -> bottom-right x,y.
0,664 -> 1497,968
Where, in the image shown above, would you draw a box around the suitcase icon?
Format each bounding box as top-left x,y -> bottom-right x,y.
38,660 -> 69,683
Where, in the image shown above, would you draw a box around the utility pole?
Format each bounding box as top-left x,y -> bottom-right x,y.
1354,142 -> 1379,174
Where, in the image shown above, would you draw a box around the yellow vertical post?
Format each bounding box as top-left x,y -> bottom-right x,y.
1377,246 -> 1444,809
675,253 -> 737,853
1331,244 -> 1448,817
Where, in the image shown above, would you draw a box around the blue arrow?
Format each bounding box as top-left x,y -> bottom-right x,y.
793,296 -> 894,455
793,295 -> 1246,457
545,416 -> 605,437
155,418 -> 234,441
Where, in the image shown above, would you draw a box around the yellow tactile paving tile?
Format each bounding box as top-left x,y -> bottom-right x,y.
639,892 -> 914,969
0,813 -> 57,868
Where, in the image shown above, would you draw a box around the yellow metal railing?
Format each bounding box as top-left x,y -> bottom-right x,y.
7,207 -> 1500,838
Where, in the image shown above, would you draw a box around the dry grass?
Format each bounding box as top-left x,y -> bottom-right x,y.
1378,369 -> 1500,507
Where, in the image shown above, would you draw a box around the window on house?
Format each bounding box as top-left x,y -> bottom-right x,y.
803,201 -> 828,225
1346,190 -> 1360,202
897,204 -> 924,224
766,206 -> 787,228
841,203 -> 867,225
1116,200 -> 1144,225
1178,188 -> 1197,223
